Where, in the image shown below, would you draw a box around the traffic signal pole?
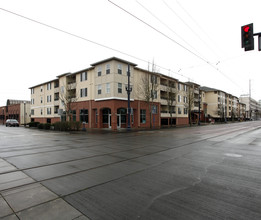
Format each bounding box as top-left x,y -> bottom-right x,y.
253,32 -> 261,51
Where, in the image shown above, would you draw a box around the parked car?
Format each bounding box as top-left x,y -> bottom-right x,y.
6,119 -> 19,127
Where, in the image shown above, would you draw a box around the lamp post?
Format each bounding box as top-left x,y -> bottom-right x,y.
126,64 -> 132,130
198,90 -> 201,126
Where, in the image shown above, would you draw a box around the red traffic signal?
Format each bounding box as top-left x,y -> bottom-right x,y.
241,23 -> 254,51
243,26 -> 250,32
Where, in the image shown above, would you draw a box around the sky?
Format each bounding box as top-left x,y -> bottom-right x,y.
1,0 -> 261,106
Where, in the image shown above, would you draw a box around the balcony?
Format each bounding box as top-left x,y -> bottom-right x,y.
54,99 -> 60,106
194,89 -> 199,94
54,87 -> 60,93
67,82 -> 76,90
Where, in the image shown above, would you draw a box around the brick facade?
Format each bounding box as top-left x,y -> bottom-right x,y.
31,99 -> 161,130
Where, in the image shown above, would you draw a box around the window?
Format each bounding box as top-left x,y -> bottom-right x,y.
80,88 -> 88,97
106,83 -> 110,94
41,86 -> 43,92
47,83 -> 51,90
54,93 -> 59,101
178,107 -> 182,114
54,81 -> 59,88
47,95 -> 52,103
41,109 -> 43,115
117,108 -> 126,123
47,108 -> 51,115
80,109 -> 88,123
184,85 -> 187,91
41,97 -> 43,104
118,83 -> 122,93
31,88 -> 34,94
98,66 -> 102,76
178,95 -> 181,102
152,105 -> 158,114
184,108 -> 188,114
178,83 -> 181,91
170,106 -> 176,114
80,72 -> 87,81
151,75 -> 157,84
31,109 -> 34,115
118,64 -> 122,74
140,109 -> 146,123
98,84 -> 102,95
106,64 -> 110,74
54,106 -> 59,114
31,99 -> 34,105
184,96 -> 187,103
102,108 -> 111,123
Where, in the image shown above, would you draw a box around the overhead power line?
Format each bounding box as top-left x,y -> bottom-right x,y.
175,0 -> 225,56
108,0 -> 210,64
0,7 -> 192,81
162,0 -> 220,58
135,0 -> 203,58
0,7 -> 148,64
108,0 -> 245,92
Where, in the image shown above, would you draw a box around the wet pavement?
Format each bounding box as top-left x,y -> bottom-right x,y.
1,121 -> 261,219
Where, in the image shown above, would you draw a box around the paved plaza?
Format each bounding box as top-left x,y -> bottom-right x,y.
1,122 -> 261,219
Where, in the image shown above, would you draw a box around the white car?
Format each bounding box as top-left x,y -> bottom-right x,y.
6,119 -> 19,127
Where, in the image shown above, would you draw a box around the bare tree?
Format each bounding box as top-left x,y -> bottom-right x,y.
185,84 -> 194,126
59,76 -> 78,121
166,81 -> 176,127
139,61 -> 158,128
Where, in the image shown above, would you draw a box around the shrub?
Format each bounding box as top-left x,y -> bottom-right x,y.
37,123 -> 44,129
53,121 -> 82,131
43,123 -> 51,130
28,121 -> 40,127
53,121 -> 70,131
74,121 -> 82,131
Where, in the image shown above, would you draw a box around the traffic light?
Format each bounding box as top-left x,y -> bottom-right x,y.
241,23 -> 254,51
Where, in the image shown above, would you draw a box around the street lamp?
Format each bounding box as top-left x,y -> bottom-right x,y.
126,64 -> 132,130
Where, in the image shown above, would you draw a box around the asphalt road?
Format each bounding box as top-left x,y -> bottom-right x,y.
1,121 -> 261,220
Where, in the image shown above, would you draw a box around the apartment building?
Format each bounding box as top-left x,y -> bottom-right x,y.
0,99 -> 31,125
238,102 -> 246,120
29,57 -> 191,129
200,86 -> 242,122
240,95 -> 261,120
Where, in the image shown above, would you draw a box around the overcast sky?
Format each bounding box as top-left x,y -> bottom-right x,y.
1,0 -> 261,106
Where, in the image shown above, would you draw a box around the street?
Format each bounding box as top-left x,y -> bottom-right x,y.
1,122 -> 261,219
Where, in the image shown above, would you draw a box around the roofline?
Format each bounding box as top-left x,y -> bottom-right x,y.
56,72 -> 71,78
91,57 -> 137,67
73,66 -> 95,75
134,66 -> 179,81
29,78 -> 59,89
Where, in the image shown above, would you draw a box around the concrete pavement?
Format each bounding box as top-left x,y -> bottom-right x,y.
1,121 -> 261,219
